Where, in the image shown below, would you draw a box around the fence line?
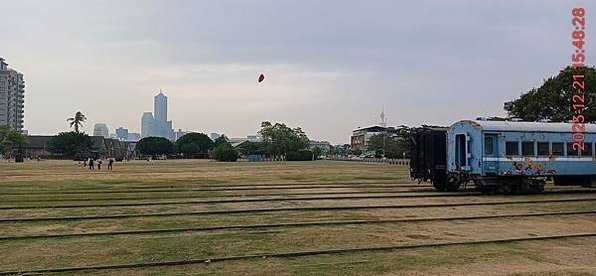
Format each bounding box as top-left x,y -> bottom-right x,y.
328,157 -> 410,166
235,156 -> 410,166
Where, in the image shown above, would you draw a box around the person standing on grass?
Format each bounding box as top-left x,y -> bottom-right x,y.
88,158 -> 94,170
97,158 -> 103,170
108,157 -> 114,171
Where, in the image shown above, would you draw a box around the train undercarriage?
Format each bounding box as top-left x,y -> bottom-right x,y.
431,172 -> 595,194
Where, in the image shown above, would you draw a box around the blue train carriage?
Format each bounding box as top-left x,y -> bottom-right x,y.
446,120 -> 596,194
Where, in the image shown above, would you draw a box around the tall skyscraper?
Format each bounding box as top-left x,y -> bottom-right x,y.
93,123 -> 109,138
141,91 -> 174,140
0,58 -> 25,131
154,92 -> 167,123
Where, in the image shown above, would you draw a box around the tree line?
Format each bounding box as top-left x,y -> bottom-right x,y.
42,114 -> 316,162
4,66 -> 593,161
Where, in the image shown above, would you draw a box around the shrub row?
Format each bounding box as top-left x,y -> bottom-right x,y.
286,150 -> 313,161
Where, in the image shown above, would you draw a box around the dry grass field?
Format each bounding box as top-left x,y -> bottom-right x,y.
0,159 -> 595,275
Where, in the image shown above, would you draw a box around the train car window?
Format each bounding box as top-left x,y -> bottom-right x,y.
582,143 -> 592,157
566,143 -> 579,157
484,137 -> 494,155
537,142 -> 549,156
506,142 -> 519,156
551,142 -> 564,156
522,142 -> 534,156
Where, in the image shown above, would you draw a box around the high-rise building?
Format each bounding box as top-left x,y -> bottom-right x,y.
115,127 -> 129,140
141,112 -> 154,138
140,91 -> 174,140
0,58 -> 25,131
154,92 -> 167,123
93,123 -> 109,138
127,132 -> 141,141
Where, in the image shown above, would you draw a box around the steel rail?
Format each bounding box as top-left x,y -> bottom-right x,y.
1,189 -> 593,205
1,232 -> 594,275
0,192 -> 485,209
0,190 -> 462,203
1,197 -> 594,223
0,184 -> 425,196
0,210 -> 592,241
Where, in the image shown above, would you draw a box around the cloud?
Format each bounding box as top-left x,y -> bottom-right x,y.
1,0 -> 593,143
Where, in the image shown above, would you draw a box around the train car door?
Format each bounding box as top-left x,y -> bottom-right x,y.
455,134 -> 468,171
483,133 -> 498,173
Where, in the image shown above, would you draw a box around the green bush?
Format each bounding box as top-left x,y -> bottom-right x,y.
286,150 -> 313,161
211,144 -> 239,162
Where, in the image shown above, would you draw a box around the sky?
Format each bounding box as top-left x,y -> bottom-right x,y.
1,0 -> 594,144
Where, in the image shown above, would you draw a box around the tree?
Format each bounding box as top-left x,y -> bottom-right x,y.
175,132 -> 213,157
367,127 -> 410,158
67,111 -> 87,133
0,126 -> 28,156
236,141 -> 268,155
136,137 -> 173,157
47,132 -> 93,157
211,143 -> 239,162
259,121 -> 310,156
504,66 -> 596,122
312,147 -> 322,160
213,135 -> 231,148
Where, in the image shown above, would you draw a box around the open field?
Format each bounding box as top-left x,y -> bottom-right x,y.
1,159 -> 595,275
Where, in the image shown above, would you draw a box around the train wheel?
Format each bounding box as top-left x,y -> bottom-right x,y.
432,175 -> 448,192
445,174 -> 461,192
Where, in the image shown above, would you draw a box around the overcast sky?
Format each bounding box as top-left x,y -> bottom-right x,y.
1,0 -> 594,143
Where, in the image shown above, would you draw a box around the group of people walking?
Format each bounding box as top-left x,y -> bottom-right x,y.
82,157 -> 115,171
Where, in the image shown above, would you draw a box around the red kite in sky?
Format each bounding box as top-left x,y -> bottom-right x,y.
258,73 -> 265,83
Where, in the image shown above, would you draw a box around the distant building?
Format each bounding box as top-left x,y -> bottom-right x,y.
23,135 -> 135,160
210,133 -> 221,141
350,126 -> 387,152
230,135 -> 261,144
115,127 -> 129,140
309,140 -> 331,152
174,129 -> 189,141
127,132 -> 141,141
141,112 -> 154,138
141,91 -> 174,140
246,135 -> 261,142
0,58 -> 25,131
93,123 -> 109,138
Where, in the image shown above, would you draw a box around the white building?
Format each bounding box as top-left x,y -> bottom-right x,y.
0,58 -> 25,131
309,140 -> 332,152
174,129 -> 189,141
93,123 -> 109,138
210,133 -> 221,141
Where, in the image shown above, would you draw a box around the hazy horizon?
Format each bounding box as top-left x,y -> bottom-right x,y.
2,0 -> 593,144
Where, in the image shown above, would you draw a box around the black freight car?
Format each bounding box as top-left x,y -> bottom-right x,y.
409,126 -> 460,192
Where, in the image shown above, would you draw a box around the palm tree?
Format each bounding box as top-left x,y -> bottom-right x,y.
67,111 -> 87,133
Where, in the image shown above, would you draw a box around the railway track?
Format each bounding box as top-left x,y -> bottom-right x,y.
1,197 -> 594,222
0,210 -> 592,241
0,184 -> 427,196
1,232 -> 593,275
1,189 -> 593,205
0,190 -> 459,203
2,191 -> 596,210
0,192 -> 482,209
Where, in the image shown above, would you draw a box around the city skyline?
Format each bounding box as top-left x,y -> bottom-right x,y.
2,1 -> 593,144
141,91 -> 174,140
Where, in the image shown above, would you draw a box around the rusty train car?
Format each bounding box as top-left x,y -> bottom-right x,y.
410,120 -> 596,194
